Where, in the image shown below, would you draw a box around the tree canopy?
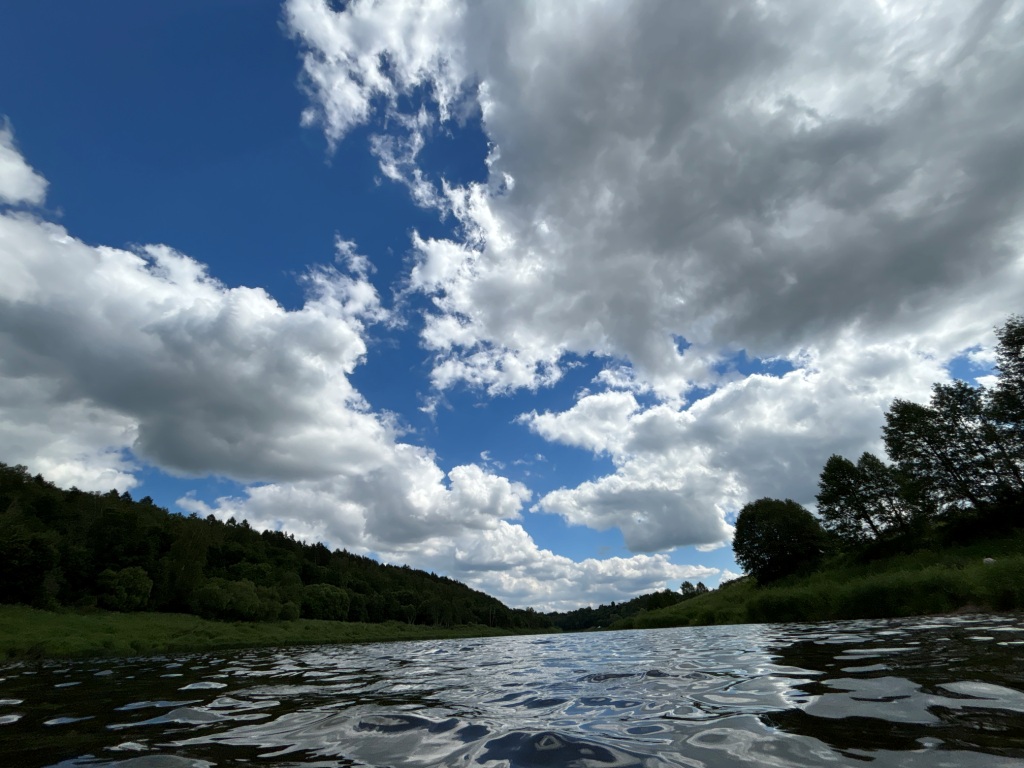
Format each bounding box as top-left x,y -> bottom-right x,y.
732,498 -> 826,584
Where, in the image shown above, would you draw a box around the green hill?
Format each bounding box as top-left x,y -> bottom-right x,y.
0,462 -> 551,640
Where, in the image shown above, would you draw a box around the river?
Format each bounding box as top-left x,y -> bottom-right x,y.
2,613 -> 1024,766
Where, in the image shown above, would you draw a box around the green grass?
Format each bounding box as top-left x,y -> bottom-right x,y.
619,531 -> 1024,629
0,606 -> 545,661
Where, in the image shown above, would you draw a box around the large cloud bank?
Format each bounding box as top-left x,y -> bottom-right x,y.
287,0 -> 1024,552
0,127 -> 712,611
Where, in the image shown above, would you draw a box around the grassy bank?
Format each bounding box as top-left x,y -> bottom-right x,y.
619,532 -> 1024,629
0,606 -> 543,661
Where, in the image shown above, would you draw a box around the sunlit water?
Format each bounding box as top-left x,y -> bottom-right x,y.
3,614 -> 1024,767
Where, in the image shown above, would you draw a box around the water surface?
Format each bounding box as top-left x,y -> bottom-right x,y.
3,613 -> 1024,766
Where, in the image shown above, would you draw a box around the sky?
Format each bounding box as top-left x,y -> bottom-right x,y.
0,0 -> 1022,612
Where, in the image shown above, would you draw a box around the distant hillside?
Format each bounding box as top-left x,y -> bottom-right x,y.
545,583 -> 709,631
0,462 -> 551,631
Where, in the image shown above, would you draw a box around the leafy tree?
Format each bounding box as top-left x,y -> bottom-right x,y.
817,452 -> 918,543
817,454 -> 875,543
986,315 -> 1024,508
884,395 -> 981,513
680,581 -> 709,598
97,566 -> 153,612
0,519 -> 59,607
885,377 -> 1023,517
733,498 -> 826,584
993,315 -> 1024,411
646,589 -> 682,610
301,583 -> 351,621
191,578 -> 262,622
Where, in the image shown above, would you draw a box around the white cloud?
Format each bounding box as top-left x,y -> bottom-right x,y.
524,336 -> 952,553
0,375 -> 138,492
180,479 -> 718,611
0,131 -> 718,611
375,520 -> 719,612
0,211 -> 390,484
285,0 -> 468,147
289,0 -> 1024,559
0,124 -> 47,206
289,0 -> 1024,398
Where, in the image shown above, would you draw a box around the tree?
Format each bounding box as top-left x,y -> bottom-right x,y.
985,315 -> 1024,510
97,566 -> 153,612
301,583 -> 351,621
993,315 -> 1024,411
733,498 -> 826,584
884,376 -> 1023,516
884,396 -> 982,513
817,454 -> 876,543
816,452 -> 918,544
0,520 -> 59,607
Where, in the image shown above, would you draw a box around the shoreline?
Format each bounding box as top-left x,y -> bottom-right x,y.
0,605 -> 549,662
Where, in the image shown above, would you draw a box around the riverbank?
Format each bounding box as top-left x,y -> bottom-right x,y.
0,606 -> 545,661
620,531 -> 1024,629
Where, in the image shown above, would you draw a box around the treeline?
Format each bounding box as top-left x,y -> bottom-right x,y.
0,466 -> 551,630
734,315 -> 1024,585
545,581 -> 708,631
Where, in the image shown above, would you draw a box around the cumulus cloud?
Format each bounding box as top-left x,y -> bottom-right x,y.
0,124 -> 47,205
289,0 -> 1024,394
285,0 -> 469,148
374,520 -> 718,612
289,0 -> 1024,554
0,131 -> 715,609
0,211 -> 389,484
182,482 -> 716,610
525,335 -> 953,552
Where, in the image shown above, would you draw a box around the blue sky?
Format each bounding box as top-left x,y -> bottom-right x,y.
1,0 -> 1021,610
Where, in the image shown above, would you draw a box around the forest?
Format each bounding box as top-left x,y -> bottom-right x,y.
0,465 -> 551,631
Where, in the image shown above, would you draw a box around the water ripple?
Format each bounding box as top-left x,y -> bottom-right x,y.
3,614 -> 1024,766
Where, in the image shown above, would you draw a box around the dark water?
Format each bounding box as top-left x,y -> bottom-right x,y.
3,614 -> 1024,767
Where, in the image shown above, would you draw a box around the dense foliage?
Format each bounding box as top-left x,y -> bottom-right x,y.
0,464 -> 551,630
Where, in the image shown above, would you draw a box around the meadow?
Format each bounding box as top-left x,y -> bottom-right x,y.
0,607 -> 532,661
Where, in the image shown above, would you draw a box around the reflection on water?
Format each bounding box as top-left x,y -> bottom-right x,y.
2,614 -> 1024,766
